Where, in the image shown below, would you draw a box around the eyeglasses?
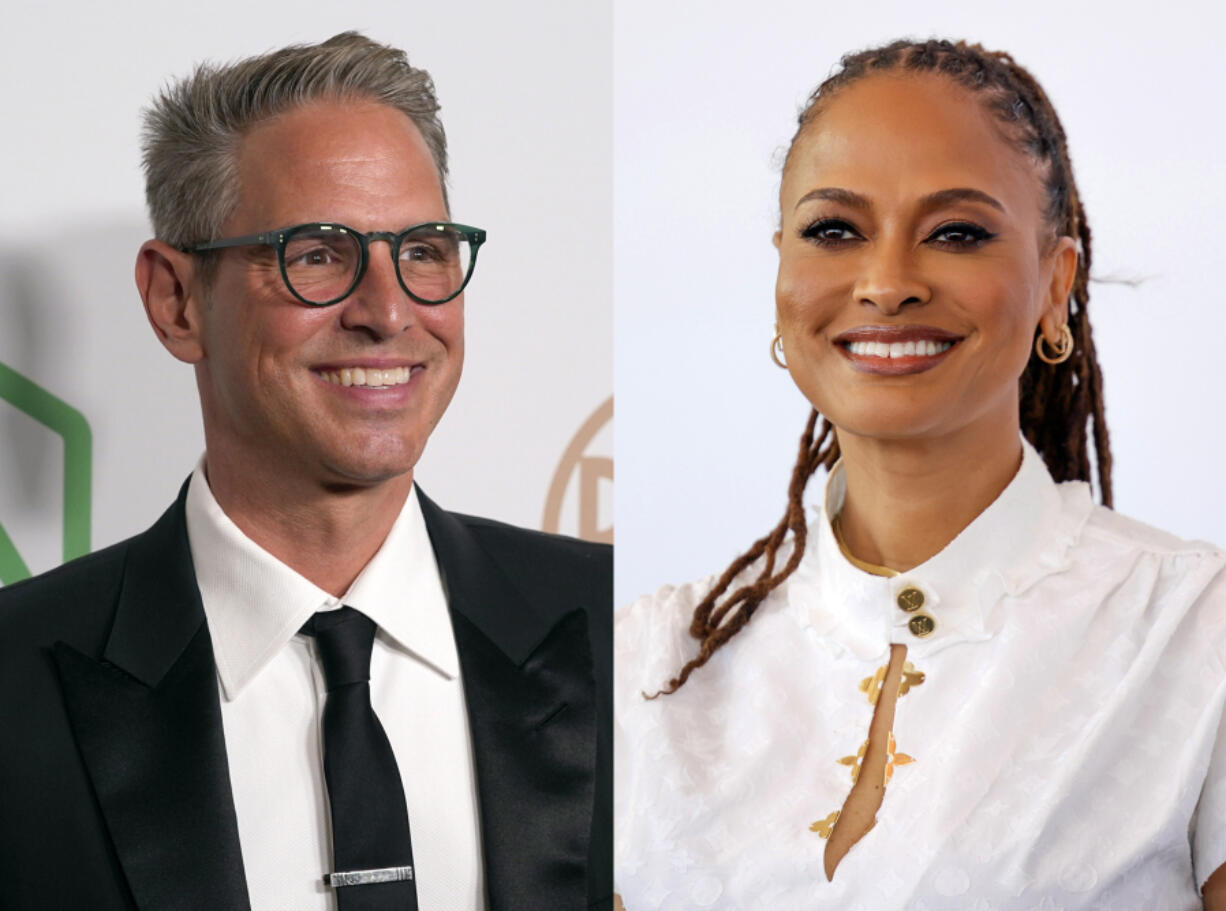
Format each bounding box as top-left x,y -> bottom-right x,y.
186,221 -> 487,306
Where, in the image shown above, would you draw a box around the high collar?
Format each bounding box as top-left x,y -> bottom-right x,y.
785,438 -> 1094,661
184,463 -> 456,700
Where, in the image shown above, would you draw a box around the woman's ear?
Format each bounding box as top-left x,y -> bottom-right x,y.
1042,234 -> 1079,332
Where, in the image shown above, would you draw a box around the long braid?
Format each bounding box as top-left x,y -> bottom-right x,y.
652,411 -> 836,696
1004,55 -> 1113,504
662,39 -> 1114,694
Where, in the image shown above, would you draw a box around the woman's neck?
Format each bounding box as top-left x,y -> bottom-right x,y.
833,418 -> 1024,573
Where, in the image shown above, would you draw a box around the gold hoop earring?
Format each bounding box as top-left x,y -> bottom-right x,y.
1035,324 -> 1073,365
771,325 -> 787,368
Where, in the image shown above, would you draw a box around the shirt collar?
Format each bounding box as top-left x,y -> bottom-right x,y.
184,461 -> 456,700
785,437 -> 1093,661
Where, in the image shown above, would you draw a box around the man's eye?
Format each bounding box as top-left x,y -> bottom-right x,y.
927,222 -> 996,248
400,243 -> 443,263
800,219 -> 860,245
287,246 -> 339,266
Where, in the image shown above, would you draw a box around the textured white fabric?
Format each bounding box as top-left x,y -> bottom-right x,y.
615,441 -> 1226,909
185,464 -> 487,911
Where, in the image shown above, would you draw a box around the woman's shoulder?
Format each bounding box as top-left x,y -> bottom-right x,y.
1059,484 -> 1226,657
614,574 -> 717,700
1066,485 -> 1225,579
1070,483 -> 1221,558
615,540 -> 803,706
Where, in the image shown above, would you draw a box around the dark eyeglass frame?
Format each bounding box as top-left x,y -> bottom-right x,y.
184,221 -> 487,307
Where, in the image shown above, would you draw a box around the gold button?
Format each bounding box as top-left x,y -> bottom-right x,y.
896,587 -> 925,613
908,614 -> 936,638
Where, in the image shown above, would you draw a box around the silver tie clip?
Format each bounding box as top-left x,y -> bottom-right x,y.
324,866 -> 414,887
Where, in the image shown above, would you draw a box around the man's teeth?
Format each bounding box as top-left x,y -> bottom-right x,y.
846,340 -> 954,358
320,366 -> 413,387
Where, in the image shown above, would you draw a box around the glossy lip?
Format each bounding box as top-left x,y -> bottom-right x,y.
833,324 -> 964,377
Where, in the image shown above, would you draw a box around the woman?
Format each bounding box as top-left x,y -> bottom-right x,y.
614,40 -> 1226,909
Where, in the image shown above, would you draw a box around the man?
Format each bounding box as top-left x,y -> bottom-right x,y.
0,33 -> 610,911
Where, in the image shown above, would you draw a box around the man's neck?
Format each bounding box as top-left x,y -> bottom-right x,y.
202,459 -> 415,598
834,413 -> 1023,573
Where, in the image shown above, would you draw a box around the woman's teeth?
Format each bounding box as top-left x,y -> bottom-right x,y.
846,340 -> 954,358
319,366 -> 413,387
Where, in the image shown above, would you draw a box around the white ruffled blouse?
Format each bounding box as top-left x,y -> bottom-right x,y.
615,442 -> 1226,909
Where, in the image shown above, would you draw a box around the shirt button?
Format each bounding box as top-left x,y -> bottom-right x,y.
908,614 -> 936,638
896,586 -> 925,613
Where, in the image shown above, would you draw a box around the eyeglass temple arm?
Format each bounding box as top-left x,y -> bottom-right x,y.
185,232 -> 277,253
184,225 -> 485,254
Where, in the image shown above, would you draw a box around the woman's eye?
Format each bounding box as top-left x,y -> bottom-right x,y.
927,222 -> 996,248
800,219 -> 860,245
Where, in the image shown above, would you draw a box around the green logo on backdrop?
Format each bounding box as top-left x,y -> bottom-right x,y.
0,362 -> 92,585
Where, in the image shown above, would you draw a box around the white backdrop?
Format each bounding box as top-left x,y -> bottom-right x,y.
5,2 -> 1223,600
614,0 -> 1226,604
0,0 -> 612,583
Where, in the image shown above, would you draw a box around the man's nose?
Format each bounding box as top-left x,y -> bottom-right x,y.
851,238 -> 931,315
339,240 -> 416,338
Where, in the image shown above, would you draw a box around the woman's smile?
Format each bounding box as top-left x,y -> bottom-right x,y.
834,324 -> 962,375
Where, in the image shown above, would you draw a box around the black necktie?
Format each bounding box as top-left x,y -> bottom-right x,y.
302,607 -> 418,910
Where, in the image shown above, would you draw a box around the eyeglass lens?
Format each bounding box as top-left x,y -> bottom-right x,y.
283,225 -> 473,305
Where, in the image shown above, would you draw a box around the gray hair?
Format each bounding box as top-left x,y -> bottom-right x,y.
141,31 -> 448,259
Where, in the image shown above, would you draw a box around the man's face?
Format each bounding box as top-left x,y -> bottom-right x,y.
194,99 -> 463,494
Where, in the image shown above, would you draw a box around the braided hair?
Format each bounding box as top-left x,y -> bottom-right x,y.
658,39 -> 1112,696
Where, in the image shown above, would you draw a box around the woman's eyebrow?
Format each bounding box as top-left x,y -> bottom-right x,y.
920,187 -> 1006,213
793,186 -> 1006,214
793,187 -> 869,212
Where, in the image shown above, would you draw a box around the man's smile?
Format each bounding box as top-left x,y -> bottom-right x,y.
313,364 -> 419,388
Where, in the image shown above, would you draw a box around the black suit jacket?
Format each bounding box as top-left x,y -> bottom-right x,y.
0,484 -> 611,910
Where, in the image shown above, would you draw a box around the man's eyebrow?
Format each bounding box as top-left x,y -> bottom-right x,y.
792,186 -> 1006,214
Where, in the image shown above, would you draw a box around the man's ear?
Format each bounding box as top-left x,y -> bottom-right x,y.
135,240 -> 208,364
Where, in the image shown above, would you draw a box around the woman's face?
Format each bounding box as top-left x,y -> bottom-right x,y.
775,73 -> 1077,449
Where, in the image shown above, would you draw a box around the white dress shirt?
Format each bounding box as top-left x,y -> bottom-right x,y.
184,464 -> 487,911
615,440 -> 1226,909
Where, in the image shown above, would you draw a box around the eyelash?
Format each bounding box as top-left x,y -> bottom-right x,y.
799,218 -> 997,250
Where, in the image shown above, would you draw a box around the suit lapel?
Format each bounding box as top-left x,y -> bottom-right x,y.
53,489 -> 251,911
420,492 -> 596,911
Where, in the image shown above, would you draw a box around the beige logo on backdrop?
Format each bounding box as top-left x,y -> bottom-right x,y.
542,397 -> 612,544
